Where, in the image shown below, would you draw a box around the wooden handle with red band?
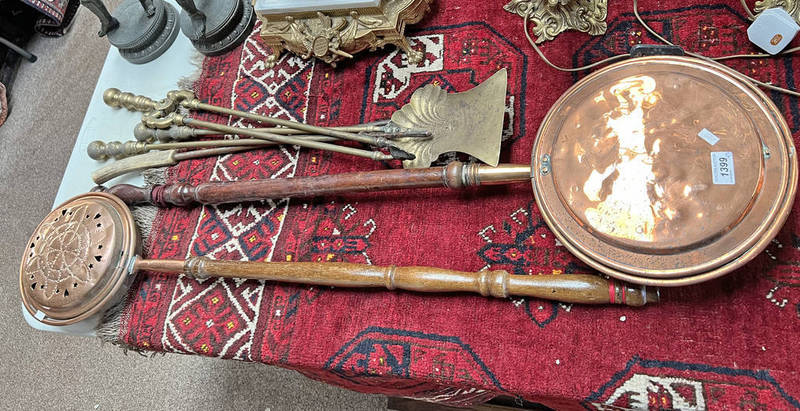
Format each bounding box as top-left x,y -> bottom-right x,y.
100,161 -> 532,206
133,257 -> 658,306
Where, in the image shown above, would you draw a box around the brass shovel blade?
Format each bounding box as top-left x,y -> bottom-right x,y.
390,69 -> 507,168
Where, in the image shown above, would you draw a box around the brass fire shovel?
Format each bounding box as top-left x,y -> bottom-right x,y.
389,68 -> 507,169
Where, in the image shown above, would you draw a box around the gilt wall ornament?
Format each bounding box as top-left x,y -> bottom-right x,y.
754,0 -> 800,24
503,0 -> 608,43
255,0 -> 433,67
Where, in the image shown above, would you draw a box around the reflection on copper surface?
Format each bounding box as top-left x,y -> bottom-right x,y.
553,67 -> 762,251
583,76 -> 661,242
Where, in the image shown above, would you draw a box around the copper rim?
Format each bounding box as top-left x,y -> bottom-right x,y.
531,56 -> 797,286
19,192 -> 138,325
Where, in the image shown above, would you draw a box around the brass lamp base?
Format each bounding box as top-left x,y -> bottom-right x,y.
754,0 -> 800,24
503,0 -> 608,43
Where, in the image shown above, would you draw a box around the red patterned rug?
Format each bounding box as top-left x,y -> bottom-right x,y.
109,0 -> 800,408
19,0 -> 79,36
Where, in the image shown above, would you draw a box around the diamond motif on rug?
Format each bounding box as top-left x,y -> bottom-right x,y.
161,26 -> 316,360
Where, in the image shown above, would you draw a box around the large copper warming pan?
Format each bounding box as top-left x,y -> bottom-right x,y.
532,55 -> 797,286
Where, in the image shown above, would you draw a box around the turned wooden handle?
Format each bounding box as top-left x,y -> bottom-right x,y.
134,257 -> 657,306
102,161 -> 532,206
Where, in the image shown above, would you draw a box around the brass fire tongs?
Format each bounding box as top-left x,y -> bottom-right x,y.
129,119 -> 417,143
86,121 -> 403,160
101,88 -> 422,161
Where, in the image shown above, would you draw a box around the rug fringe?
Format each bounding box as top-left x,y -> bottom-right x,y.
177,50 -> 206,91
96,300 -> 148,355
131,205 -> 158,253
143,165 -> 168,185
133,167 -> 168,251
95,166 -> 169,348
94,50 -> 200,351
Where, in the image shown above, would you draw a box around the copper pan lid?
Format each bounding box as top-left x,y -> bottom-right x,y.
532,56 -> 797,286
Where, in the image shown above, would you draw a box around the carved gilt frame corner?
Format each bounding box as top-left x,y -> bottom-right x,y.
753,0 -> 800,24
255,0 -> 433,67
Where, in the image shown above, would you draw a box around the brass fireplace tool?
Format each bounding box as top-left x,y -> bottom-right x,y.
101,88 -> 417,163
129,121 -> 407,143
87,135 -> 337,161
96,56 -> 798,288
20,192 -> 655,326
90,70 -> 506,183
86,122 -> 425,164
88,120 -> 423,160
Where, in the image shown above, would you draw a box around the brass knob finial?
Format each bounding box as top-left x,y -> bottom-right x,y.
87,140 -> 146,161
102,88 -> 157,112
87,140 -> 108,160
102,88 -> 121,107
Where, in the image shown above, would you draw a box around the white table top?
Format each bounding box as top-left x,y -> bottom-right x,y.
26,5 -> 200,335
54,19 -> 199,205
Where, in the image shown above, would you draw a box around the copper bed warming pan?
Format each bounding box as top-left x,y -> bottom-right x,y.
531,55 -> 797,286
96,55 -> 797,287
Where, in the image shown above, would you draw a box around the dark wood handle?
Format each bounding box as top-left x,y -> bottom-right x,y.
101,162 -> 532,206
133,257 -> 656,306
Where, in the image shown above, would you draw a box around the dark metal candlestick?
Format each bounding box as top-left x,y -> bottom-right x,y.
176,0 -> 255,56
81,0 -> 179,64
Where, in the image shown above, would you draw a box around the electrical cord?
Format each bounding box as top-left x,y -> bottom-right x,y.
523,11 -> 630,71
741,0 -> 756,20
632,0 -> 800,96
522,0 -> 800,96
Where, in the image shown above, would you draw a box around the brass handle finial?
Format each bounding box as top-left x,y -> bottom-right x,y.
103,88 -> 158,112
87,140 -> 147,160
133,123 -> 214,142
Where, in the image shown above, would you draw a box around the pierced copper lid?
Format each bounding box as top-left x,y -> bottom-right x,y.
532,56 -> 797,286
20,192 -> 138,325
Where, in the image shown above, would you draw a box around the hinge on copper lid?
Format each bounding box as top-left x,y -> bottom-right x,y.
539,154 -> 551,176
